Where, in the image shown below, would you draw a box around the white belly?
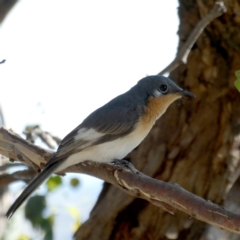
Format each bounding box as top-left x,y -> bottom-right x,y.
56,121 -> 152,172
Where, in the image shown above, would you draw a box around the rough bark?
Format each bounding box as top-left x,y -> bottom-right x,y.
75,1 -> 240,239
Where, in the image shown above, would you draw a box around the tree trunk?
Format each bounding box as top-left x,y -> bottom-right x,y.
75,0 -> 240,239
0,0 -> 18,25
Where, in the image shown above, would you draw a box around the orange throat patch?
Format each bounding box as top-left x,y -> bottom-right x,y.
141,94 -> 181,125
127,94 -> 181,146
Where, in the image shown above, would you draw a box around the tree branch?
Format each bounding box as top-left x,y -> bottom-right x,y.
0,127 -> 53,171
0,105 -> 5,127
0,169 -> 36,187
23,125 -> 61,149
0,163 -> 26,171
158,1 -> 227,75
0,126 -> 240,234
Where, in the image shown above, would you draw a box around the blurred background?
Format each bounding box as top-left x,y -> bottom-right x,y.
0,1 -> 179,239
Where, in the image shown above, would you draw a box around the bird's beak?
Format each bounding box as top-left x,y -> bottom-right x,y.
180,89 -> 195,98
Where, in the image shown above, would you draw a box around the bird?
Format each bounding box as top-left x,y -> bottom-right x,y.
6,75 -> 195,218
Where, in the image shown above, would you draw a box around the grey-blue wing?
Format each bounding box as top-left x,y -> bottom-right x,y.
47,93 -> 144,165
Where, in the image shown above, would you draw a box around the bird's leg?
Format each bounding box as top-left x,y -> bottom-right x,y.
111,159 -> 139,175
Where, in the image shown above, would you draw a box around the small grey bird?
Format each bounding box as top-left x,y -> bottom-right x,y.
6,75 -> 195,218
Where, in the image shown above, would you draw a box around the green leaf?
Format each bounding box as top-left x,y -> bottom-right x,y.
25,195 -> 46,226
236,70 -> 240,79
234,70 -> 240,92
25,196 -> 54,239
40,217 -> 54,240
46,175 -> 62,191
70,178 -> 80,187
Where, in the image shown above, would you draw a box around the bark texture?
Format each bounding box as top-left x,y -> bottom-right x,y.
75,1 -> 240,239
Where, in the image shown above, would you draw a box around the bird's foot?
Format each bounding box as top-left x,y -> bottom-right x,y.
111,159 -> 139,175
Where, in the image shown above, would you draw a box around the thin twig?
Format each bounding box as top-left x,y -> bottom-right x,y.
158,2 -> 227,75
0,105 -> 5,126
23,125 -> 61,149
0,169 -> 36,187
0,163 -> 26,172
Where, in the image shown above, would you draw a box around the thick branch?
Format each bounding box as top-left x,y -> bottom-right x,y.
0,126 -> 240,234
158,1 -> 227,75
72,162 -> 240,234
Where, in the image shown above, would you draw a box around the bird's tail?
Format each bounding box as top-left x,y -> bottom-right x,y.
6,160 -> 63,219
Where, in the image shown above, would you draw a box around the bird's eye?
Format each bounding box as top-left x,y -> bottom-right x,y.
159,84 -> 168,93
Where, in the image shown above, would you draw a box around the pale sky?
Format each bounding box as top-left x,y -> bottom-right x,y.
0,1 -> 179,239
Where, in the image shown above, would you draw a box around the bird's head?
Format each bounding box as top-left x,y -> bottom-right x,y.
134,76 -> 195,120
137,75 -> 195,99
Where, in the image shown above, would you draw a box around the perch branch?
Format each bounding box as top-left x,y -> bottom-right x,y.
158,1 -> 227,75
0,126 -> 240,234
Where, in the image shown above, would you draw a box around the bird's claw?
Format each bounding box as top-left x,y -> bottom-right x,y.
111,159 -> 139,175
